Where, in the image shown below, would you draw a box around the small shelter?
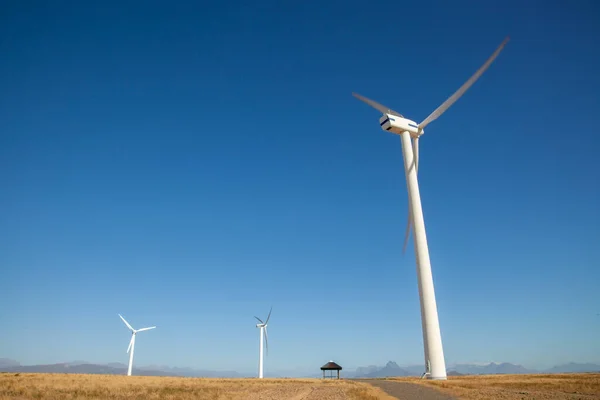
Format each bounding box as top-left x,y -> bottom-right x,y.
320,360 -> 342,379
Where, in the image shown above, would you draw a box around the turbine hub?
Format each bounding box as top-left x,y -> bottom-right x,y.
411,128 -> 423,139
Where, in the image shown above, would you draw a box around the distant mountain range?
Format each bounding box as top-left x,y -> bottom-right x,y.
542,362 -> 600,374
0,358 -> 245,378
1,358 -> 599,378
346,361 -> 600,378
351,361 -> 414,378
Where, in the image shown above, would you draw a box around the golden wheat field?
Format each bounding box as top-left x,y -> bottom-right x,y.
0,373 -> 397,400
398,373 -> 600,399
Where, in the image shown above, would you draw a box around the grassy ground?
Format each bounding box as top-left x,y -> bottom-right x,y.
392,373 -> 600,399
0,373 -> 397,400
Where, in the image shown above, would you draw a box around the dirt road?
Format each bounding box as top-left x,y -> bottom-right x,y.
354,379 -> 456,400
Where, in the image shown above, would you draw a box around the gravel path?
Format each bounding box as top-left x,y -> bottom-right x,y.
355,379 -> 457,400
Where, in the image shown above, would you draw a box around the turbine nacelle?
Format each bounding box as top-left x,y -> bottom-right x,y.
379,114 -> 422,138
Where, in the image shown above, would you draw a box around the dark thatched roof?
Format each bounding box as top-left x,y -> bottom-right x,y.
321,361 -> 342,370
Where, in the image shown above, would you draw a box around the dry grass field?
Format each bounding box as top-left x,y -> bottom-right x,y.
0,372 -> 397,400
393,373 -> 600,399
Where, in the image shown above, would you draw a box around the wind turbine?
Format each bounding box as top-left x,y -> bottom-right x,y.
254,307 -> 272,379
118,314 -> 156,376
352,37 -> 509,380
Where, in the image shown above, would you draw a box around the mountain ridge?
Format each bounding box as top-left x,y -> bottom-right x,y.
1,359 -> 599,378
347,361 -> 600,377
0,361 -> 246,378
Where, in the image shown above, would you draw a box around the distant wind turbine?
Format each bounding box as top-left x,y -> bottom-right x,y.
118,314 -> 156,376
254,307 -> 272,379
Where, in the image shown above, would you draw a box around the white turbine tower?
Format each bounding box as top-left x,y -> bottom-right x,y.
119,314 -> 156,376
254,307 -> 272,379
352,37 -> 509,380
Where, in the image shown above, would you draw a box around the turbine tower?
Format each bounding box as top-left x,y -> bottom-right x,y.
119,314 -> 156,376
254,307 -> 272,379
352,37 -> 509,380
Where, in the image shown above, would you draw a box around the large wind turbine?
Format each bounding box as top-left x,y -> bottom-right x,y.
119,314 -> 156,376
352,37 -> 509,380
254,307 -> 272,379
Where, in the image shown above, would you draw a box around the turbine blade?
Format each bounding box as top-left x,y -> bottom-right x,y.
418,37 -> 509,130
136,326 -> 156,332
413,136 -> 419,172
254,316 -> 264,324
264,327 -> 269,356
127,335 -> 134,353
119,314 -> 134,331
352,92 -> 404,117
265,306 -> 272,324
402,137 -> 419,255
402,209 -> 413,254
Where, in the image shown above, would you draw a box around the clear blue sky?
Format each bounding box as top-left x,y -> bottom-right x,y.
1,0 -> 599,375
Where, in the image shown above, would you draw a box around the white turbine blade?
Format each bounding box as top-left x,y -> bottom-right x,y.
254,316 -> 264,324
402,209 -> 413,254
418,37 -> 509,130
413,136 -> 419,172
264,327 -> 269,355
265,306 -> 272,325
352,92 -> 404,117
136,326 -> 156,332
127,335 -> 134,353
119,314 -> 134,331
402,137 -> 419,255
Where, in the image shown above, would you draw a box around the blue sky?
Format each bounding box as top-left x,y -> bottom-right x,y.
1,0 -> 599,375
